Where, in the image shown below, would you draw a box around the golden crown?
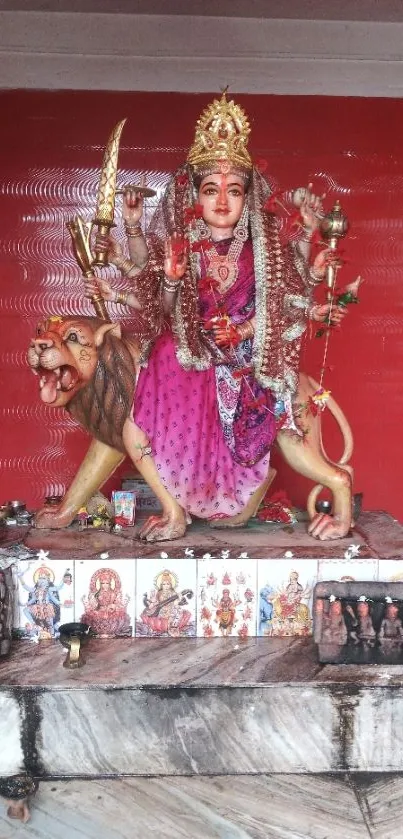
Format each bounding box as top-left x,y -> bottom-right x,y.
187,93 -> 252,172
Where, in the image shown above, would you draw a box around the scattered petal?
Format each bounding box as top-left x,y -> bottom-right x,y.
284,550 -> 294,558
160,551 -> 168,559
100,552 -> 109,560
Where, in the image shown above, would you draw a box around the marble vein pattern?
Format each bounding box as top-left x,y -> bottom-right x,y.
349,690 -> 403,771
354,773 -> 403,839
0,637 -> 322,687
37,684 -> 338,775
0,692 -> 24,776
0,775 -> 372,839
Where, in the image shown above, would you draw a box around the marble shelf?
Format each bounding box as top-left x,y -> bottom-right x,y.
2,635 -> 403,779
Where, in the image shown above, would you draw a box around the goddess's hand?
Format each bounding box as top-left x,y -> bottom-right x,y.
310,302 -> 347,326
207,317 -> 241,348
298,183 -> 324,233
83,277 -> 115,303
122,187 -> 144,226
164,233 -> 188,282
311,247 -> 342,281
94,233 -> 124,267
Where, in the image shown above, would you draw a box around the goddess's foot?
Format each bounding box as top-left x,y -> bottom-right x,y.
308,513 -> 351,541
138,508 -> 187,542
209,516 -> 247,529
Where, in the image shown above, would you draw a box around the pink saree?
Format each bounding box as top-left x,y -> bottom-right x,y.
134,239 -> 276,519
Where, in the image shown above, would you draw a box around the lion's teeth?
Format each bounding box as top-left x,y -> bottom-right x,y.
39,377 -> 45,388
54,367 -> 61,376
56,381 -> 61,390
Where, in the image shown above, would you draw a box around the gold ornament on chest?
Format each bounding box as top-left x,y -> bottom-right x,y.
206,238 -> 244,292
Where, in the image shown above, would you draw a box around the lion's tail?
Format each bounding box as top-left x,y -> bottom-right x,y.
306,376 -> 354,522
306,375 -> 353,466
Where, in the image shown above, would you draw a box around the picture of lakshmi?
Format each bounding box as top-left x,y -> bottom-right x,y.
138,570 -> 194,637
81,568 -> 132,637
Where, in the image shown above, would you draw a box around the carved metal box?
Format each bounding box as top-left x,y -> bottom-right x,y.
314,581 -> 403,664
0,564 -> 14,658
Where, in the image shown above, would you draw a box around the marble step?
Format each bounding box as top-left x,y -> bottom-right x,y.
2,636 -> 403,778
2,773 -> 397,839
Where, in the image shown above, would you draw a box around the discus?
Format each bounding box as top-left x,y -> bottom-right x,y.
116,184 -> 157,198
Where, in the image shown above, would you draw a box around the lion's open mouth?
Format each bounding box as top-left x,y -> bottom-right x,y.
37,366 -> 79,404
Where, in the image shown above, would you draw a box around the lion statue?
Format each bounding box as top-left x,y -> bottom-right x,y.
27,315 -> 353,542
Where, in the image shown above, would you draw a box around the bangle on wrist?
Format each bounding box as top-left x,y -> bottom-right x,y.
126,229 -> 143,239
115,289 -> 130,306
236,320 -> 255,341
119,258 -> 135,276
309,267 -> 322,284
124,223 -> 142,238
163,278 -> 181,293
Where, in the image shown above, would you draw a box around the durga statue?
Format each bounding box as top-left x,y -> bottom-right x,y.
28,93 -> 355,542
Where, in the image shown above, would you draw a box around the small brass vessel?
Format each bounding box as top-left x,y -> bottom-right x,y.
59,622 -> 91,669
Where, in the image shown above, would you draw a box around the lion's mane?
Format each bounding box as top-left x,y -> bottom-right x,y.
67,333 -> 136,452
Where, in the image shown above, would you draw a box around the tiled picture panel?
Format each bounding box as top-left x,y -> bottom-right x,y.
318,559 -> 379,583
10,552 -> 390,639
257,559 -> 318,637
378,560 -> 403,582
197,557 -> 257,638
16,555 -> 75,639
75,558 -> 135,637
135,557 -> 197,637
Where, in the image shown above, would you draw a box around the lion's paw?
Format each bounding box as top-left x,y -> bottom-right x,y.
308,513 -> 350,541
34,506 -> 74,530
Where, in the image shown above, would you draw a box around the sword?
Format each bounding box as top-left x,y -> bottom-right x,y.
67,215 -> 110,321
92,118 -> 127,267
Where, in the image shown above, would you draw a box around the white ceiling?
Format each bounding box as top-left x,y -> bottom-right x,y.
1,1 -> 403,95
0,0 -> 403,20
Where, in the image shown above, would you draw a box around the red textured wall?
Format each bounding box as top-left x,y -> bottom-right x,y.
0,91 -> 402,521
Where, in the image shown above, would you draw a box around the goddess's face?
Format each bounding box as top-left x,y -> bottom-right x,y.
198,173 -> 246,232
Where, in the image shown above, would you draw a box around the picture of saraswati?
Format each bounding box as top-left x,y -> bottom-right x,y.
137,569 -> 194,637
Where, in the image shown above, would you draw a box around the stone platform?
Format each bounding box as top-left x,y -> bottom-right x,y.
1,773 -> 402,838
3,635 -> 403,779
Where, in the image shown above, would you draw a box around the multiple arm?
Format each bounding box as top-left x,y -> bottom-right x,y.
85,192 -> 187,315
84,184 -> 347,332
